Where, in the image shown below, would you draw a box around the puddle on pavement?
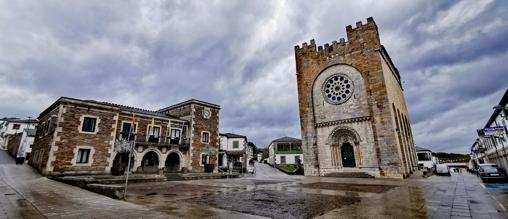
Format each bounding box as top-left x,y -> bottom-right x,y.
186,189 -> 360,219
250,180 -> 291,185
126,182 -> 222,218
295,182 -> 398,193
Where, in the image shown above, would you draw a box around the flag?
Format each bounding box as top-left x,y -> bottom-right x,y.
131,113 -> 135,125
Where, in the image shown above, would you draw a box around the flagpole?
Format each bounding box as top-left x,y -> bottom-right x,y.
123,113 -> 135,200
123,127 -> 133,199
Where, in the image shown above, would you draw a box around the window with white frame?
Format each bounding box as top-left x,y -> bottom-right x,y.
76,149 -> 91,164
147,125 -> 161,143
121,122 -> 137,140
81,117 -> 97,133
169,129 -> 181,144
233,140 -> 239,149
12,124 -> 20,130
201,131 -> 210,143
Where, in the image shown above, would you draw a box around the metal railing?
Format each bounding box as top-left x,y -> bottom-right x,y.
117,134 -> 189,147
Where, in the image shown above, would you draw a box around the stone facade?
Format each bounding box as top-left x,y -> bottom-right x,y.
294,17 -> 417,178
159,100 -> 220,172
29,97 -> 220,176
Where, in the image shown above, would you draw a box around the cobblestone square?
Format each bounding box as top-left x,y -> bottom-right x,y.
1,151 -> 508,218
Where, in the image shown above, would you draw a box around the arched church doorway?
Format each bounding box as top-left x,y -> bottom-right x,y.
111,152 -> 134,175
165,152 -> 180,172
141,151 -> 159,173
341,143 -> 356,167
329,126 -> 360,168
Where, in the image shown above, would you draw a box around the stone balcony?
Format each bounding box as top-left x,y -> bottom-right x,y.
115,135 -> 189,151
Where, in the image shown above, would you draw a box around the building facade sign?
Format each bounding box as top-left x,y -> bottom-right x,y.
483,126 -> 505,136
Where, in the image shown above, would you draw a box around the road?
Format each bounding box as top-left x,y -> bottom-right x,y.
0,150 -> 173,218
0,148 -> 14,164
252,162 -> 291,179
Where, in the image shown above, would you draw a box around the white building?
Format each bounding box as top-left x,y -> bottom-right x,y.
0,118 -> 37,150
218,133 -> 252,171
472,89 -> 508,170
268,137 -> 303,166
416,146 -> 436,170
7,129 -> 36,160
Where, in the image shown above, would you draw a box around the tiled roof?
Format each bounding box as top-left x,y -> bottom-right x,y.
39,97 -> 185,121
220,133 -> 247,139
271,136 -> 301,143
83,99 -> 181,119
416,146 -> 432,152
157,99 -> 220,112
0,117 -> 38,123
485,89 -> 508,128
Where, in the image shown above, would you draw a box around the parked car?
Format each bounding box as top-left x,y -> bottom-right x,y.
478,164 -> 508,183
435,164 -> 450,176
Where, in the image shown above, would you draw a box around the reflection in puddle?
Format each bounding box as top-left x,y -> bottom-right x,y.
186,189 -> 360,219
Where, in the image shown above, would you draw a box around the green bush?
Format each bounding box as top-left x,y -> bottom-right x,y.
277,164 -> 297,173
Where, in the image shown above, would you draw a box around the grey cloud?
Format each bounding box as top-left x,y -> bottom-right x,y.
0,1 -> 507,152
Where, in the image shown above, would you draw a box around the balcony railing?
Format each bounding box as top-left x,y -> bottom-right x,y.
118,134 -> 189,148
276,150 -> 303,154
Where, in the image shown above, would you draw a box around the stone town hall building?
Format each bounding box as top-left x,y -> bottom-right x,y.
29,97 -> 220,176
295,17 -> 417,178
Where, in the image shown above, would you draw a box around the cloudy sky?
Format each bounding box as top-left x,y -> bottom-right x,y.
1,0 -> 507,153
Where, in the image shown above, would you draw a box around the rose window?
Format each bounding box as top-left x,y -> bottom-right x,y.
322,74 -> 354,105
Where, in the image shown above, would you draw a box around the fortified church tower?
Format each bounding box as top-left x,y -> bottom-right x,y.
295,17 -> 417,178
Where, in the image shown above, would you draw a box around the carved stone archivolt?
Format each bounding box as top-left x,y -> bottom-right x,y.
327,126 -> 361,145
328,126 -> 362,167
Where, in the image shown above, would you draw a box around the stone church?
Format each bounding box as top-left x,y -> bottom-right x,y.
295,17 -> 417,178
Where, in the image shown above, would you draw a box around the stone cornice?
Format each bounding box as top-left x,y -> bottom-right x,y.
315,116 -> 371,128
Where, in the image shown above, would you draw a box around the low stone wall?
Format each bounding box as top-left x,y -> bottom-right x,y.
86,184 -> 125,199
51,174 -> 167,199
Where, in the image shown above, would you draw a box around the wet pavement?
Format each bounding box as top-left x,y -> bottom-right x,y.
0,151 -> 43,219
0,150 -> 172,218
1,150 -> 507,218
124,165 -> 508,218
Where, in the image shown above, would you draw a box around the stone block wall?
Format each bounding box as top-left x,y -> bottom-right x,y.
189,104 -> 220,172
295,17 -> 410,178
49,104 -> 118,175
31,97 -> 220,176
381,52 -> 418,174
29,106 -> 60,173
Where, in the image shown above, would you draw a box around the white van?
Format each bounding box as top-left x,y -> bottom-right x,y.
435,163 -> 450,176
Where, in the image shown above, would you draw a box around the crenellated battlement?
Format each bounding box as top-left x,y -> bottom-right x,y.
295,17 -> 379,60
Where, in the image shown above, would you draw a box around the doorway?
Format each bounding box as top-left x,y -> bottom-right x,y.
341,143 -> 356,167
165,152 -> 180,172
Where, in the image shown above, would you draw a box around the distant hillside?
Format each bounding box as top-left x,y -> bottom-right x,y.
432,152 -> 470,162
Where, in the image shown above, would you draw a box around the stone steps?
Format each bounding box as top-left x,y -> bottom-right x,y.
324,172 -> 374,178
165,173 -> 185,181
